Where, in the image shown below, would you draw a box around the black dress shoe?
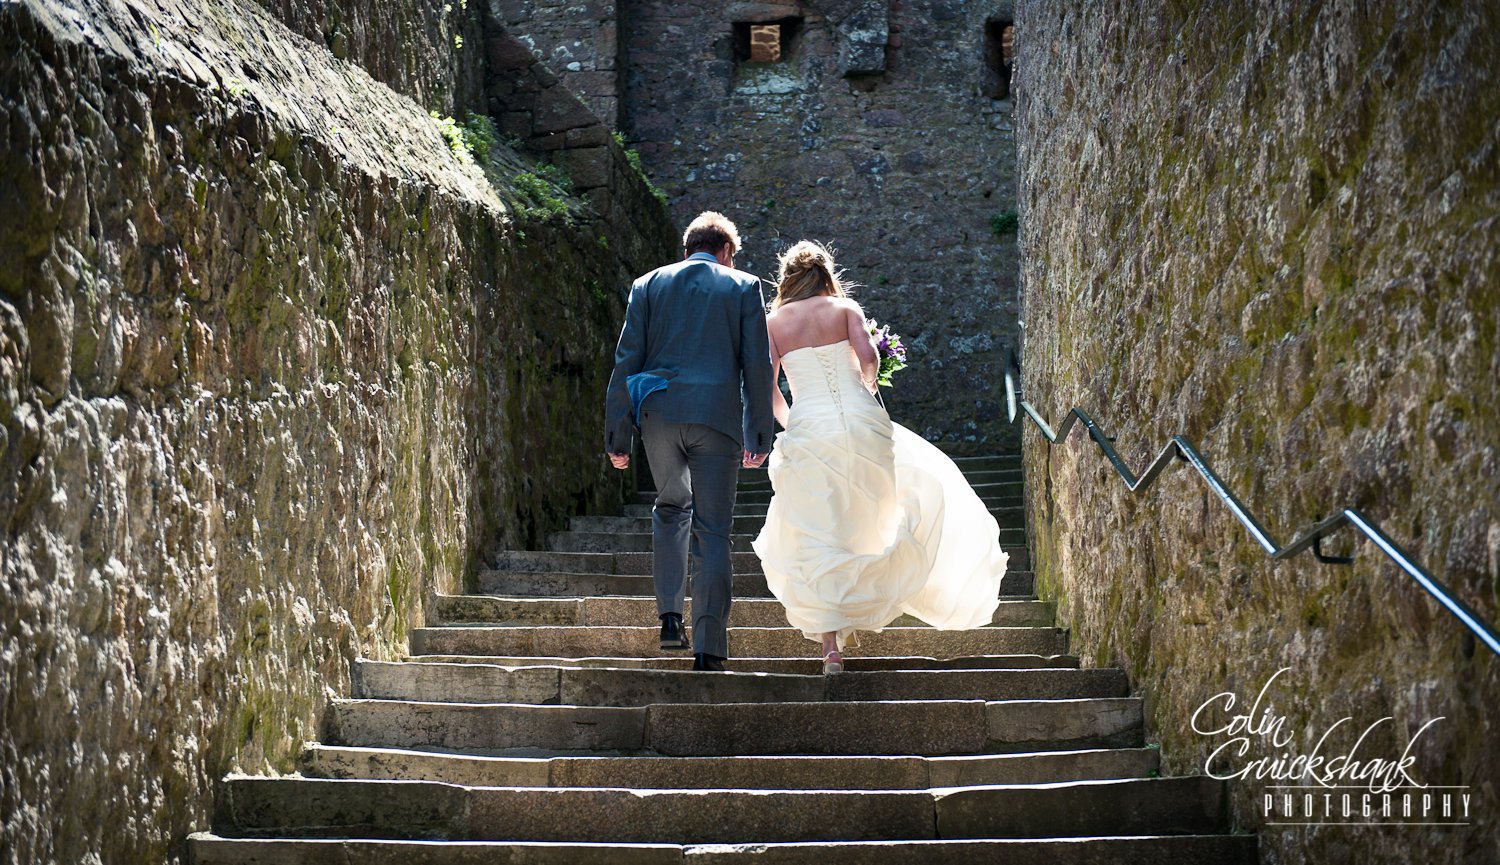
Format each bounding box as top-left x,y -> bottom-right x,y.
692,653 -> 726,672
659,613 -> 691,650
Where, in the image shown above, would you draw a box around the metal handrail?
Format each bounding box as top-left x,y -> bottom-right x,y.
1003,349 -> 1500,657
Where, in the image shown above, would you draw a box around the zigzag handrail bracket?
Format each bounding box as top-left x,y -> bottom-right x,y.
1002,349 -> 1500,657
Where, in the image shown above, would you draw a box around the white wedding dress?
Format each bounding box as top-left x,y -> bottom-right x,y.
751,340 -> 1009,649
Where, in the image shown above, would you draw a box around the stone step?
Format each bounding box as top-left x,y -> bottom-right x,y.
946,455 -> 1023,471
571,514 -> 1030,543
732,469 -> 1022,494
731,488 -> 1022,507
353,661 -> 1125,705
301,744 -> 1160,788
621,503 -> 1027,526
190,833 -> 1256,865
475,569 -> 1036,599
951,468 -> 1023,485
570,514 -> 770,534
726,477 -> 1022,494
409,625 -> 1067,659
210,773 -> 1216,843
325,697 -> 1143,756
434,595 -> 1056,628
550,528 -> 1032,568
475,570 -> 736,598
405,654 -> 1080,674
491,550 -> 768,576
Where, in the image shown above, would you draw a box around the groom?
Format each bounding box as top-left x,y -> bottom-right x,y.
604,211 -> 775,672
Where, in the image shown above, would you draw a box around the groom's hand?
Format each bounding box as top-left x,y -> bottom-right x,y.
743,450 -> 767,468
608,452 -> 630,470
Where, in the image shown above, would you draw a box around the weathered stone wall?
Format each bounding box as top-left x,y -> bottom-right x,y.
0,0 -> 674,862
504,0 -> 1022,444
623,0 -> 1020,444
250,0 -> 487,113
1015,2 -> 1498,862
490,0 -> 620,127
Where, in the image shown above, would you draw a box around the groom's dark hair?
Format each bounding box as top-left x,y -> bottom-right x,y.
683,211 -> 742,256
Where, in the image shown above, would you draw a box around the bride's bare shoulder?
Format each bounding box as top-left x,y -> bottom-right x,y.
836,297 -> 865,317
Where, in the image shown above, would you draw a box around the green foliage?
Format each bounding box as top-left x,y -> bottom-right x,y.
596,235 -> 610,251
990,209 -> 1020,237
431,112 -> 471,163
460,112 -> 498,163
453,34 -> 464,49
533,162 -> 572,191
513,162 -> 574,221
613,130 -> 670,207
430,111 -> 499,165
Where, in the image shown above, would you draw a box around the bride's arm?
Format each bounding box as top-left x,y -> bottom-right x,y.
846,303 -> 879,391
771,357 -> 791,428
767,316 -> 791,428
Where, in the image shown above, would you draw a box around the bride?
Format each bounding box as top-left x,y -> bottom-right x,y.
751,241 -> 1009,673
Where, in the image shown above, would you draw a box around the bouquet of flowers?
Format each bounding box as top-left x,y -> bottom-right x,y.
866,319 -> 908,388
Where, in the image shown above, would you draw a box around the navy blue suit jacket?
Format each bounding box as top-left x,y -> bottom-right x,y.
605,255 -> 775,455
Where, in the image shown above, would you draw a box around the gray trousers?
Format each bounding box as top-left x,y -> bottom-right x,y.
640,411 -> 740,659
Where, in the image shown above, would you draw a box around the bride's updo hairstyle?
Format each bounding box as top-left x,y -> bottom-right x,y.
772,240 -> 851,310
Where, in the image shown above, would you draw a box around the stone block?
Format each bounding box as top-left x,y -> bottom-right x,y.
215,776 -> 467,837
301,745 -> 553,787
354,659 -> 563,704
983,698 -> 1143,750
725,3 -> 802,19
434,595 -> 583,626
459,788 -> 936,844
529,131 -> 568,151
556,146 -> 612,189
500,110 -> 535,139
567,70 -> 617,98
411,626 -> 537,656
681,836 -> 1260,865
190,835 -> 684,864
534,87 -> 597,134
486,32 -> 538,71
645,700 -> 989,756
549,755 -> 931,790
558,667 -> 824,706
933,776 -> 1230,838
925,748 -> 1159,787
327,700 -> 648,752
586,186 -> 612,218
474,569 -> 713,598
566,124 -> 612,147
823,668 -> 1127,702
492,550 -> 616,573
410,653 -> 1081,675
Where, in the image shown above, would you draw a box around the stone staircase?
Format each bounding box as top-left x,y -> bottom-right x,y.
190,454 -> 1256,863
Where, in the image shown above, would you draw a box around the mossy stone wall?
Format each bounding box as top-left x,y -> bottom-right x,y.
0,1 -> 674,862
1014,3 -> 1498,862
